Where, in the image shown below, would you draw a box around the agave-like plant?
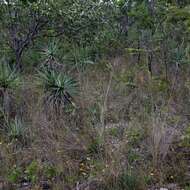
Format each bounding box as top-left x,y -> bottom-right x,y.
0,60 -> 20,116
0,61 -> 20,91
42,40 -> 59,61
63,45 -> 95,72
41,40 -> 66,72
37,68 -> 78,109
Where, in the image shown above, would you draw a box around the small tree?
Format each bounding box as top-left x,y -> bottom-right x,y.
0,0 -> 60,70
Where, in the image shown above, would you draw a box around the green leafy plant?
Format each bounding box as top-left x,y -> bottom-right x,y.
7,167 -> 22,183
37,68 -> 78,109
25,161 -> 39,183
143,174 -> 153,186
127,150 -> 141,164
43,165 -> 57,179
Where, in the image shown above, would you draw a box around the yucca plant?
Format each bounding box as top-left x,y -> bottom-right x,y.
37,68 -> 78,110
0,60 -> 20,116
41,40 -> 68,73
42,40 -> 59,61
63,45 -> 95,72
41,40 -> 61,71
0,61 -> 20,91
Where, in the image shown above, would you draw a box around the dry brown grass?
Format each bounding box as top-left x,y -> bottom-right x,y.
0,56 -> 189,189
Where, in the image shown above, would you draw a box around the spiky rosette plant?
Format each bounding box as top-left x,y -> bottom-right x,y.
42,41 -> 58,62
0,62 -> 20,91
41,40 -> 61,71
37,68 -> 78,110
0,60 -> 20,116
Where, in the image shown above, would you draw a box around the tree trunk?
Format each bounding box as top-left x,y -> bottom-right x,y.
15,50 -> 23,71
137,38 -> 141,64
3,90 -> 11,117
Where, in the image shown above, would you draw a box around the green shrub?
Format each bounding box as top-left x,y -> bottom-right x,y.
43,165 -> 57,179
25,161 -> 39,183
7,167 -> 22,183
